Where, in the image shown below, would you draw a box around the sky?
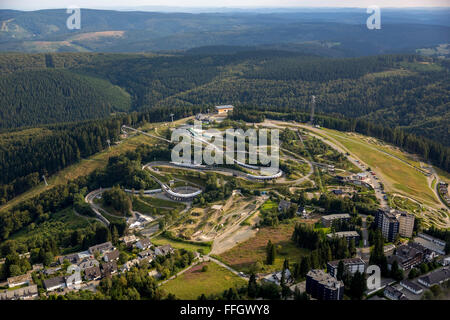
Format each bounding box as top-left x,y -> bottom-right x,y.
1,0 -> 450,11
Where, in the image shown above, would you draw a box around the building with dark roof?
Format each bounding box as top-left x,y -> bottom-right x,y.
101,261 -> 118,277
155,245 -> 175,256
103,249 -> 120,262
327,258 -> 366,278
7,273 -> 32,288
78,258 -> 99,270
58,252 -> 81,265
326,231 -> 360,244
135,238 -> 152,250
384,285 -> 408,300
375,208 -> 399,242
306,269 -> 344,300
89,241 -> 113,255
321,213 -> 351,228
84,266 -> 102,281
418,267 -> 450,288
387,243 -> 426,270
43,276 -> 66,292
400,280 -> 423,295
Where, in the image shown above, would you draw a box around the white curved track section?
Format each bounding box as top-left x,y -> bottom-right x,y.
122,125 -> 284,181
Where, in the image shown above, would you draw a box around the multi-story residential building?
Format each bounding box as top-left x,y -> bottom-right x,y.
387,243 -> 425,270
326,231 -> 360,244
375,208 -> 400,242
306,269 -> 344,300
327,258 -> 366,278
397,212 -> 415,238
321,214 -> 351,228
375,208 -> 415,241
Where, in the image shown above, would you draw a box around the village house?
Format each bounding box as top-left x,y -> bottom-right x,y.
135,238 -> 152,250
155,245 -> 175,256
262,269 -> 293,286
58,252 -> 81,265
101,261 -> 118,277
138,249 -> 155,259
78,258 -> 100,270
43,276 -> 66,292
7,273 -> 32,288
84,266 -> 102,281
120,235 -> 138,247
103,249 -> 120,262
89,241 -> 113,255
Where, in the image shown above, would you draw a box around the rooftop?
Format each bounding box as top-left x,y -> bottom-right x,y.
307,269 -> 344,290
321,213 -> 351,221
215,105 -> 234,109
419,267 -> 450,286
327,231 -> 359,239
327,257 -> 365,268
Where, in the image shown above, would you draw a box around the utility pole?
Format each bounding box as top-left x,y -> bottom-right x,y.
42,175 -> 48,186
310,95 -> 316,124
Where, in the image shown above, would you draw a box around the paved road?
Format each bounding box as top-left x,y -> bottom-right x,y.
85,189 -> 111,226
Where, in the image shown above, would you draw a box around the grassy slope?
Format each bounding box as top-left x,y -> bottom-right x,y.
161,261 -> 245,299
320,128 -> 439,206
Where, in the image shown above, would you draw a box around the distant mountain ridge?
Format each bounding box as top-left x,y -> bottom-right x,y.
0,9 -> 449,56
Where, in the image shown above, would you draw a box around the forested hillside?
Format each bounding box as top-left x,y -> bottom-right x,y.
0,105 -> 203,204
0,51 -> 448,143
0,69 -> 131,128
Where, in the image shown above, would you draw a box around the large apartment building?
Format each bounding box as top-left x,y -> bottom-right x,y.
306,269 -> 344,300
397,212 -> 415,238
375,208 -> 415,241
327,258 -> 366,278
321,213 -> 351,228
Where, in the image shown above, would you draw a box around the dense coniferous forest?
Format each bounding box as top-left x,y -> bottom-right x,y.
0,51 -> 448,144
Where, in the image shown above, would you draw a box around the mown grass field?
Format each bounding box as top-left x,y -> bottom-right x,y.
151,234 -> 211,254
161,262 -> 246,299
320,128 -> 439,206
218,220 -> 310,273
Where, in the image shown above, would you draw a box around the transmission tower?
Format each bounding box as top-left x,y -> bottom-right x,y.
170,113 -> 174,123
106,139 -> 111,149
309,95 -> 316,124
